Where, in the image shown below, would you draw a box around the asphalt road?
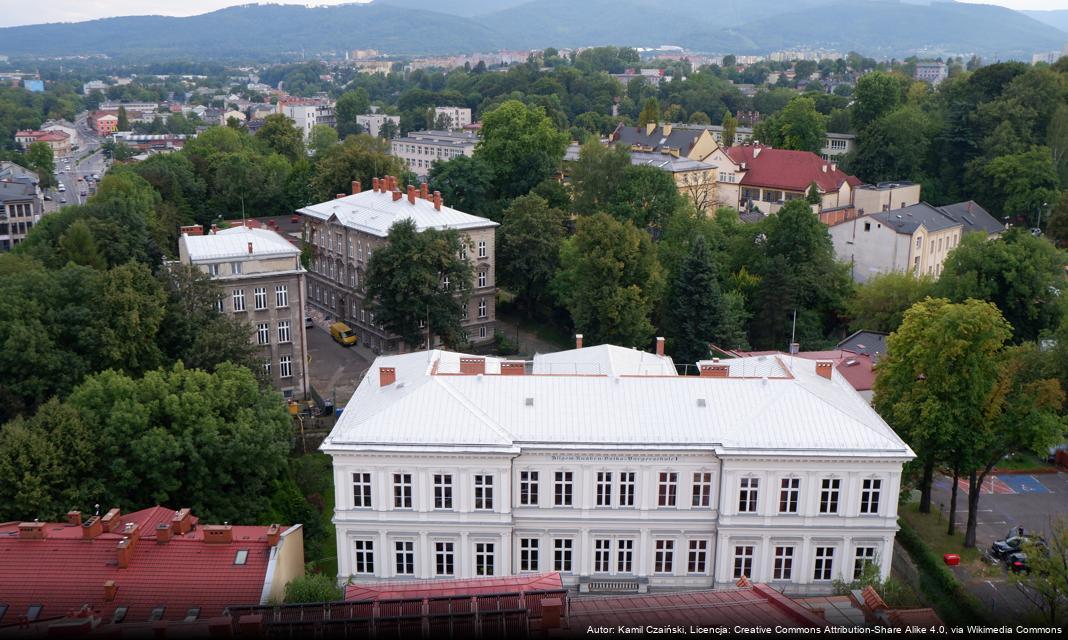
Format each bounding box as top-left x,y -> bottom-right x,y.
43,112 -> 106,213
304,310 -> 373,408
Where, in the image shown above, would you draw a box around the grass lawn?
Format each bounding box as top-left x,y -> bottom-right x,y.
993,451 -> 1054,472
900,501 -> 981,565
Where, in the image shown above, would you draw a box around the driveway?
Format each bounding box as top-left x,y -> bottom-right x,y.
304,309 -> 373,408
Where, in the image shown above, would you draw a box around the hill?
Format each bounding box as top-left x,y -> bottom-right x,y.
1023,9 -> 1068,34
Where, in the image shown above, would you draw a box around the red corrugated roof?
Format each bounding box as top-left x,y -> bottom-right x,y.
738,349 -> 875,392
0,507 -> 280,625
344,572 -> 563,601
724,145 -> 857,193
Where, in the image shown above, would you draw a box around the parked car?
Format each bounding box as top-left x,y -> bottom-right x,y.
990,528 -> 1045,561
329,322 -> 357,347
59,196 -> 66,203
305,316 -> 314,328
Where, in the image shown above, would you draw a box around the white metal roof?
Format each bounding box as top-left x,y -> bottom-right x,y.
298,190 -> 497,238
323,347 -> 914,459
182,226 -> 299,262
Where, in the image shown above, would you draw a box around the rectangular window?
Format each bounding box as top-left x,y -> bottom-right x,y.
554,471 -> 573,506
478,298 -> 487,319
263,358 -> 271,376
474,475 -> 493,510
596,471 -> 612,507
520,538 -> 539,572
617,540 -> 634,573
279,355 -> 292,378
275,284 -> 289,308
688,540 -> 708,574
738,477 -> 759,513
619,472 -> 636,507
773,546 -> 794,581
393,473 -> 412,509
860,479 -> 881,514
395,541 -> 414,575
553,539 -> 573,572
254,287 -> 267,310
594,539 -> 611,573
232,289 -> 245,312
692,472 -> 712,508
354,540 -> 374,574
475,542 -> 494,576
352,472 -> 372,508
435,542 -> 454,576
257,323 -> 270,345
230,261 -> 242,275
658,472 -> 678,507
519,471 -> 538,506
732,545 -> 754,579
478,240 -> 486,258
779,478 -> 800,514
208,263 -> 220,276
854,546 -> 877,579
214,296 -> 224,312
814,547 -> 835,581
654,540 -> 674,574
277,320 -> 291,343
478,271 -> 486,287
820,478 -> 840,514
434,474 -> 453,509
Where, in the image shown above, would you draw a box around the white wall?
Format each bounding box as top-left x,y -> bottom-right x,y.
829,216 -> 911,283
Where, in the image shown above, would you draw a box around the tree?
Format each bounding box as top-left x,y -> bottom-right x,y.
849,106 -> 936,183
721,111 -> 737,147
609,164 -> 682,231
255,113 -> 305,163
334,88 -> 371,139
846,272 -> 936,333
754,96 -> 827,153
553,213 -> 663,346
936,229 -> 1066,343
1048,104 -> 1068,187
477,100 -> 568,200
664,235 -> 731,367
497,194 -> 566,316
1011,517 -> 1068,625
364,219 -> 474,350
25,141 -> 56,188
58,219 -> 106,269
638,98 -> 660,126
1047,190 -> 1068,249
570,141 -> 630,215
117,106 -> 129,131
308,124 -> 338,158
379,119 -> 399,140
311,135 -> 409,203
688,111 -> 711,125
851,71 -> 907,130
973,147 -> 1059,223
284,574 -> 343,604
427,155 -> 496,219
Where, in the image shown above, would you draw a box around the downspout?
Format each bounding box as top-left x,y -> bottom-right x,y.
710,453 -> 725,588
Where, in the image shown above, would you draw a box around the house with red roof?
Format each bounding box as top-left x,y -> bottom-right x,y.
0,506 -> 303,631
14,130 -> 71,156
706,143 -> 862,214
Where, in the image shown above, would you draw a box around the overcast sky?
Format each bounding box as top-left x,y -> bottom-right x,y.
0,0 -> 1065,28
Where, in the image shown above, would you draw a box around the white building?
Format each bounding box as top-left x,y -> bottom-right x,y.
914,62 -> 948,86
433,106 -> 472,130
278,99 -> 336,140
322,342 -> 914,595
390,130 -> 477,180
356,113 -> 401,138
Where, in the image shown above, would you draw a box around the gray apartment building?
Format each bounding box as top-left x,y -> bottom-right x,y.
178,225 -> 310,398
390,130 -> 477,180
0,170 -> 43,251
298,176 -> 498,353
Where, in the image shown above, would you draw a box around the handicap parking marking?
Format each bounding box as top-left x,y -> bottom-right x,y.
958,477 -> 1011,495
997,474 -> 1050,494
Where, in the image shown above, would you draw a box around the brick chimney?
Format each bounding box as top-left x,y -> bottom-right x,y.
116,537 -> 135,568
210,224 -> 219,235
815,360 -> 834,380
500,361 -> 525,376
575,333 -> 583,349
66,510 -> 82,526
420,182 -> 429,199
379,367 -> 396,387
203,524 -> 233,544
82,516 -> 103,540
655,337 -> 665,356
542,598 -> 562,630
266,523 -> 281,547
699,364 -> 730,378
103,580 -> 118,602
171,508 -> 192,535
335,193 -> 345,199
407,184 -> 416,204
372,177 -> 380,192
392,189 -> 402,202
18,522 -> 46,540
459,357 -> 485,375
101,508 -> 122,533
433,191 -> 442,211
662,123 -> 672,136
121,522 -> 140,544
351,180 -> 361,195
156,522 -> 172,543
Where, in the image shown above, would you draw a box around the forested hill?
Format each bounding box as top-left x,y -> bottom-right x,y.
0,0 -> 1063,60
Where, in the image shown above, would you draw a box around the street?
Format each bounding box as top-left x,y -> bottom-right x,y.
43,111 -> 106,214
304,309 -> 373,409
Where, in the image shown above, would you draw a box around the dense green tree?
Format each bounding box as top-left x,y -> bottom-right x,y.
638,97 -> 660,126
848,106 -> 936,183
1011,517 -> 1068,625
24,141 -> 55,187
846,272 -> 937,333
477,100 -> 568,200
284,574 -> 344,604
427,155 -> 496,219
364,219 -> 474,349
851,71 -> 908,130
971,147 -> 1060,223
721,111 -> 737,147
308,124 -> 338,158
311,135 -> 409,203
755,96 -> 827,153
335,88 -> 371,139
1047,191 -> 1068,249
255,113 -> 306,163
553,213 -> 663,346
937,229 -> 1066,342
570,141 -> 630,215
688,111 -> 711,125
1048,104 -> 1068,187
58,219 -> 106,270
497,194 -> 566,316
608,164 -> 682,231
117,105 -> 129,131
664,235 -> 733,366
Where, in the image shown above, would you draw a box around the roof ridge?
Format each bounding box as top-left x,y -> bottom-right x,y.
434,377 -> 515,444
787,365 -> 906,450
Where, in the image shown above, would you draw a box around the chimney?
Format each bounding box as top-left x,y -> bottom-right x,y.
575,333 -> 583,349
266,523 -> 281,547
541,598 -> 562,630
247,242 -> 253,255
831,163 -> 837,172
66,510 -> 82,526
459,357 -> 486,375
103,580 -> 118,602
116,537 -> 135,568
210,224 -> 219,234
372,177 -> 380,192
645,122 -> 656,136
753,147 -> 761,158
699,364 -> 730,378
202,524 -> 233,544
789,342 -> 800,355
501,361 -> 525,376
101,508 -> 122,533
815,360 -> 834,380
420,182 -> 429,199
822,165 -> 828,173
156,522 -> 172,543
82,516 -> 103,540
392,189 -> 402,202
18,522 -> 46,540
122,522 -> 140,544
335,193 -> 345,199
171,508 -> 192,535
662,123 -> 672,136
407,184 -> 416,204
351,180 -> 361,195
655,337 -> 665,357
433,191 -> 442,211
379,367 -> 396,387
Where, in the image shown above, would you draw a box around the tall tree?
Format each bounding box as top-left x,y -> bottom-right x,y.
477,100 -> 568,200
638,97 -> 660,126
1047,190 -> 1068,249
755,96 -> 827,153
117,105 -> 129,131
608,164 -> 683,231
848,106 -> 936,183
846,272 -> 937,333
254,113 -> 305,163
427,155 -> 496,220
364,219 -> 474,349
497,194 -> 566,316
24,141 -> 55,188
311,135 -> 409,202
570,140 -> 630,215
721,111 -> 738,147
334,88 -> 371,139
851,71 -> 907,131
664,235 -> 729,367
972,147 -> 1059,222
308,124 -> 338,158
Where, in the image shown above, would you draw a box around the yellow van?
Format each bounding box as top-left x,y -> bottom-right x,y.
329,322 -> 357,347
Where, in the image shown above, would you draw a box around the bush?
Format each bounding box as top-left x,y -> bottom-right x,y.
284,573 -> 343,604
494,329 -> 518,355
897,517 -> 991,625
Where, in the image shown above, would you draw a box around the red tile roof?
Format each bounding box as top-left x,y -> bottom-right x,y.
0,507 -> 284,625
345,572 -> 563,601
724,145 -> 858,193
737,349 -> 876,392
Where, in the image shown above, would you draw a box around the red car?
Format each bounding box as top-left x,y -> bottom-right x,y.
290,214 -> 299,223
